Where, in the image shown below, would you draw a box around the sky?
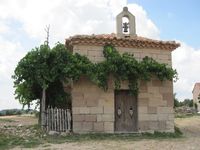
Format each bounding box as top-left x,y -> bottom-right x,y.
0,0 -> 200,110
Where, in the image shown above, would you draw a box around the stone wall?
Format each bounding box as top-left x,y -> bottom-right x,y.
72,77 -> 114,133
138,79 -> 174,133
73,45 -> 172,66
71,44 -> 174,133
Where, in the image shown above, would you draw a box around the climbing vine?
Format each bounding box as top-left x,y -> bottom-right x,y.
87,44 -> 177,96
13,43 -> 177,108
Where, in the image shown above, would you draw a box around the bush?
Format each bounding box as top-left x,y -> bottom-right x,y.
0,109 -> 37,116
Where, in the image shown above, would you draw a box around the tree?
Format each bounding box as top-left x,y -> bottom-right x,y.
13,43 -> 72,128
174,93 -> 180,108
183,99 -> 193,107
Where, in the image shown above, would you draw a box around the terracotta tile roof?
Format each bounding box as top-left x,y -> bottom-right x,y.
65,33 -> 180,51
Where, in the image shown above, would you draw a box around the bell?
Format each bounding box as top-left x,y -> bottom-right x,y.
123,22 -> 129,33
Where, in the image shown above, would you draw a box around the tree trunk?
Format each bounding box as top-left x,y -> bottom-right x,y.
41,88 -> 46,130
38,99 -> 41,125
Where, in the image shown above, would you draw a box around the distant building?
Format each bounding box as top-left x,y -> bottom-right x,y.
192,83 -> 200,111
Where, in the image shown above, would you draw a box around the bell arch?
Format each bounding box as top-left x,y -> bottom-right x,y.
116,7 -> 136,37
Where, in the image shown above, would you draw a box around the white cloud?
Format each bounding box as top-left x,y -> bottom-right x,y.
172,42 -> 200,100
0,36 -> 25,110
0,0 -> 159,44
127,4 -> 160,39
0,0 -> 173,109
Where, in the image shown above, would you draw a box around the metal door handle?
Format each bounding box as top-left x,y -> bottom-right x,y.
117,107 -> 122,117
129,107 -> 133,117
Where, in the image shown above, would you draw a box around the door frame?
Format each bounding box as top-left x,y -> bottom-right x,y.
114,89 -> 138,133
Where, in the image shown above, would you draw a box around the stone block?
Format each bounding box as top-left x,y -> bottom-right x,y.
148,87 -> 159,94
104,106 -> 114,114
102,114 -> 114,122
150,53 -> 158,59
98,97 -> 114,107
84,115 -> 97,122
138,121 -> 149,131
95,57 -> 105,62
104,122 -> 114,132
166,98 -> 174,107
145,49 -> 161,54
79,107 -> 90,114
117,47 -> 141,53
97,115 -> 102,122
158,114 -> 168,121
158,54 -> 169,60
152,80 -> 162,87
140,80 -> 147,87
139,81 -> 148,93
163,93 -> 173,101
138,114 -> 149,121
85,94 -> 99,107
161,51 -> 170,55
72,107 -> 79,114
157,107 -> 173,114
73,122 -> 83,131
94,122 -> 104,132
148,106 -> 157,114
73,114 -> 85,122
163,81 -> 172,87
158,121 -> 166,130
89,45 -> 103,51
165,128 -> 174,133
73,49 -> 88,56
138,98 -> 149,106
90,107 -> 103,114
88,50 -> 103,57
166,121 -> 174,130
148,97 -> 163,107
74,45 -> 90,51
86,99 -> 98,107
159,87 -> 172,94
82,122 -> 93,131
148,114 -> 158,121
138,106 -> 147,113
72,94 -> 86,107
168,114 -> 174,121
138,93 -> 149,99
153,94 -> 163,99
149,121 -> 158,130
141,53 -> 153,58
133,52 -> 141,58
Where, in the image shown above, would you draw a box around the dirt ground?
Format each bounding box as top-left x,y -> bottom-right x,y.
34,115 -> 200,150
2,115 -> 200,150
0,115 -> 37,126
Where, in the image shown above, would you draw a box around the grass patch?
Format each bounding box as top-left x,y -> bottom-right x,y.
0,118 -> 16,122
175,113 -> 200,118
141,126 -> 182,139
44,126 -> 182,144
0,133 -> 42,150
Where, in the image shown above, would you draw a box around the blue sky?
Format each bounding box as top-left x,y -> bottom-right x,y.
0,0 -> 200,110
129,0 -> 200,48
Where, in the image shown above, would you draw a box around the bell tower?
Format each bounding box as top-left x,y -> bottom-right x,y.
116,7 -> 136,38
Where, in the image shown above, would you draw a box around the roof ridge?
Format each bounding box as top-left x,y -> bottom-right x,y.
65,33 -> 180,51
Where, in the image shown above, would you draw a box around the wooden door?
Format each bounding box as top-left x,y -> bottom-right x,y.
115,90 -> 137,132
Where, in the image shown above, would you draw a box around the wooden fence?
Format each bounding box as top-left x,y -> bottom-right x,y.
46,106 -> 71,132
